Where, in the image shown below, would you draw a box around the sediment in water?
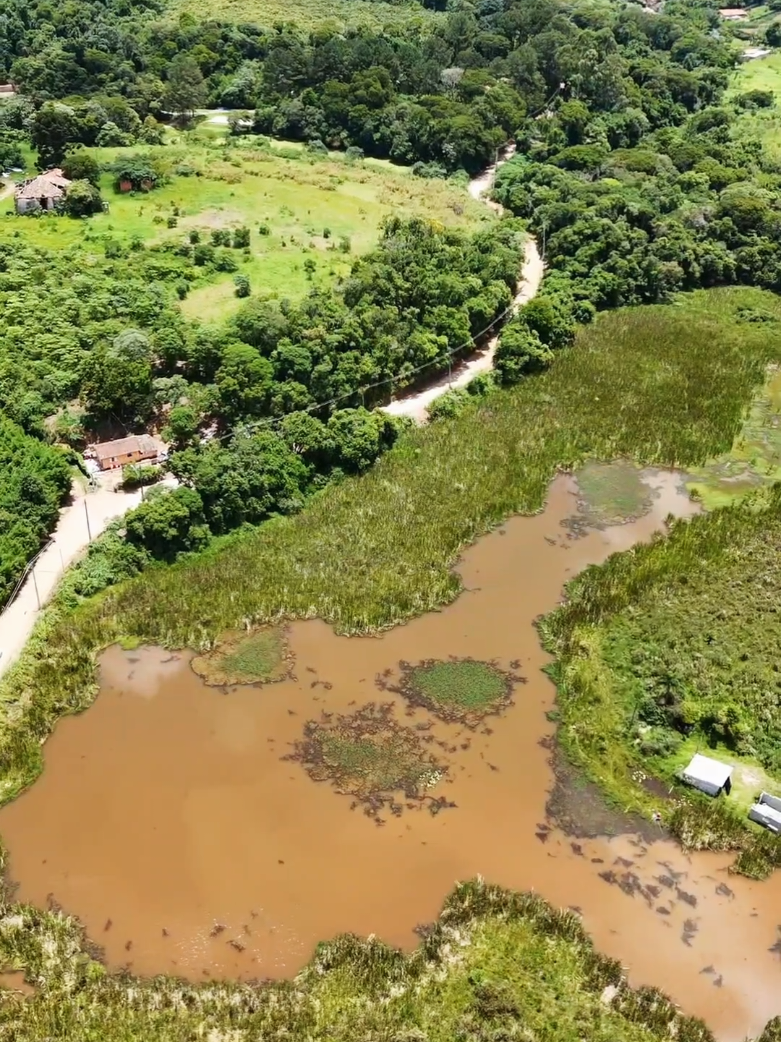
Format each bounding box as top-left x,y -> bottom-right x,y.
0,471 -> 779,1040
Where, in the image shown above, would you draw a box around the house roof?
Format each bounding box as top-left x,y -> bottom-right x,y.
682,754 -> 733,790
91,435 -> 162,462
16,170 -> 71,200
719,7 -> 747,15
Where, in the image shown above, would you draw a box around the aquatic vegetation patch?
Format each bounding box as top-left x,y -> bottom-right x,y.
687,366 -> 781,509
388,658 -> 518,724
191,627 -> 291,686
285,703 -> 450,819
574,460 -> 652,527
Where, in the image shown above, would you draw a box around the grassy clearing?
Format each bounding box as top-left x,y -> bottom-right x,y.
190,626 -> 290,685
729,49 -> 781,95
0,136 -> 488,321
169,0 -> 439,31
394,658 -> 516,724
728,50 -> 781,157
0,878 -> 722,1041
286,702 -> 448,818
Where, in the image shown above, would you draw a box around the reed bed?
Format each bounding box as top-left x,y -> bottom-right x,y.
0,878 -> 719,1041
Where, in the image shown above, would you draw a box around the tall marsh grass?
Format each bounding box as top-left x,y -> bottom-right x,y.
0,878 -> 719,1041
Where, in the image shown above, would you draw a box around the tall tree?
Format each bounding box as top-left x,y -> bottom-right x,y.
163,56 -> 207,122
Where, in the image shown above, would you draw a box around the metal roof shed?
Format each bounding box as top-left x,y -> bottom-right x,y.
748,793 -> 781,834
681,754 -> 734,798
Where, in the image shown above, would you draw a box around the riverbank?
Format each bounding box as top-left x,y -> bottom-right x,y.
0,879 -> 737,1042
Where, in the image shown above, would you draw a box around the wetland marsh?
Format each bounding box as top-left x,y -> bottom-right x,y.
3,470 -> 780,1040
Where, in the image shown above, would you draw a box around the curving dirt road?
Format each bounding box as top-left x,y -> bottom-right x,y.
382,144 -> 545,423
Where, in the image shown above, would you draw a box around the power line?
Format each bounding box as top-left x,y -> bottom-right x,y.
183,120 -> 555,450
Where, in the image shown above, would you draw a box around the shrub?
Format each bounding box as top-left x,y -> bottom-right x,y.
232,226 -> 250,248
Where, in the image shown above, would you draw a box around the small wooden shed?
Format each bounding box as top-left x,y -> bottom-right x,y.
748,792 -> 781,833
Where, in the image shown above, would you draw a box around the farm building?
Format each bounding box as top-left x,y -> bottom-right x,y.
748,792 -> 781,833
681,754 -> 734,797
85,434 -> 167,471
718,7 -> 748,19
15,169 -> 71,214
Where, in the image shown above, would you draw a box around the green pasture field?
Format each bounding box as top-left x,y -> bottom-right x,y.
728,49 -> 781,157
169,0 -> 439,30
0,134 -> 489,322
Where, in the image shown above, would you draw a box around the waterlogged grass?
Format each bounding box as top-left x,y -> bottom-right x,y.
396,658 -> 515,724
575,460 -> 652,526
191,626 -> 289,685
686,365 -> 781,508
0,878 -> 722,1041
542,482 -> 781,878
286,702 -> 448,818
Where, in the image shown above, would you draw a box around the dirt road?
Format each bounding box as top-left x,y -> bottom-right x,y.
0,476 -> 175,679
382,144 -> 544,423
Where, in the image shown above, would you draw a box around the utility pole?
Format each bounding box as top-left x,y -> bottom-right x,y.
32,565 -> 41,611
84,498 -> 92,543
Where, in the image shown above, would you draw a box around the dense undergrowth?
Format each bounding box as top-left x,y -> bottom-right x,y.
542,480 -> 781,880
0,879 -> 719,1041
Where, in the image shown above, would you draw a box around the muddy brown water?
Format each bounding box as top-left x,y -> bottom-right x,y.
2,472 -> 780,1038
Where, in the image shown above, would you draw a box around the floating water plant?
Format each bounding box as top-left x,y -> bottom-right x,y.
285,702 -> 449,819
389,658 -> 519,725
574,460 -> 652,527
191,627 -> 291,686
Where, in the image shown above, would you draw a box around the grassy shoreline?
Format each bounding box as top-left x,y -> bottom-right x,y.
541,484 -> 781,879
0,878 -> 735,1041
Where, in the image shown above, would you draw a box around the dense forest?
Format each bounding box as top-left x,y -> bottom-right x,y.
0,0 -> 777,592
